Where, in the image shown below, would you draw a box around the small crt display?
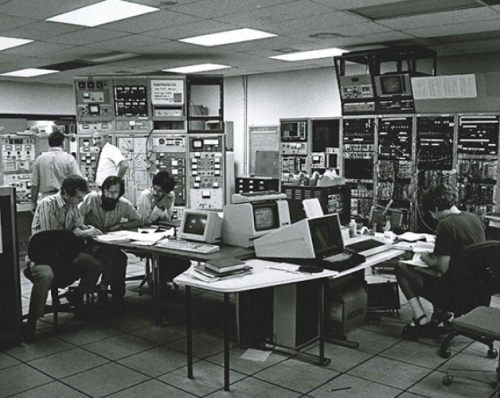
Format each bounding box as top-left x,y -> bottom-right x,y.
183,213 -> 207,235
253,202 -> 279,232
380,75 -> 403,95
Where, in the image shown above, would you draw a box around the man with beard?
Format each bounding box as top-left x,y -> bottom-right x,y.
137,171 -> 191,288
80,176 -> 142,308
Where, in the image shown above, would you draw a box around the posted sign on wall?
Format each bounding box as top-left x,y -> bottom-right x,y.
150,80 -> 184,105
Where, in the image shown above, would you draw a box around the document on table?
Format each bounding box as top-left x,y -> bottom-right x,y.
397,232 -> 435,243
400,252 -> 429,267
94,230 -> 171,244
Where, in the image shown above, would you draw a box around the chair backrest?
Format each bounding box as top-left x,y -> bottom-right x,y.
450,240 -> 500,314
28,230 -> 85,267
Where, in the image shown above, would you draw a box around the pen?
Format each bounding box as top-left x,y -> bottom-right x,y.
266,267 -> 301,274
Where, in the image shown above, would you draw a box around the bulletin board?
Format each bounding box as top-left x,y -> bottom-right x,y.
248,125 -> 279,175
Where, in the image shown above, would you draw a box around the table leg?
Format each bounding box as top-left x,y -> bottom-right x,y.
224,293 -> 231,391
319,280 -> 329,366
186,286 -> 193,379
151,254 -> 162,327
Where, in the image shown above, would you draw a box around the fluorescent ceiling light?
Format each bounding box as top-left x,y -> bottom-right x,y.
180,28 -> 276,47
270,48 -> 348,61
0,36 -> 33,51
46,0 -> 159,27
1,68 -> 58,77
163,63 -> 231,74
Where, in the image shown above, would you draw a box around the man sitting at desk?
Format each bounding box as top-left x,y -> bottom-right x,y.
137,171 -> 190,288
25,176 -> 103,341
395,184 -> 485,339
79,176 -> 142,308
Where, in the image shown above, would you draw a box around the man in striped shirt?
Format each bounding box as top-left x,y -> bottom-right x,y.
25,176 -> 103,342
30,131 -> 81,213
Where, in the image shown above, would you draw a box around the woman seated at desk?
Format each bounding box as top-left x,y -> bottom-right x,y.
137,171 -> 190,288
395,184 -> 485,340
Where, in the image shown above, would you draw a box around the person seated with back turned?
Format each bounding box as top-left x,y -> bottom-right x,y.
137,171 -> 191,288
25,175 -> 103,342
79,176 -> 143,309
395,184 -> 485,340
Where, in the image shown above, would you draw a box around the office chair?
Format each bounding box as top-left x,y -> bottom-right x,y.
24,230 -> 88,331
441,306 -> 500,394
437,240 -> 500,359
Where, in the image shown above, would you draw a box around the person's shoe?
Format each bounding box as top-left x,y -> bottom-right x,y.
430,311 -> 453,327
112,297 -> 126,313
402,314 -> 434,341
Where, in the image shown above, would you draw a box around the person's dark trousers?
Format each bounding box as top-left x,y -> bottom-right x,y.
100,246 -> 128,301
159,256 -> 191,285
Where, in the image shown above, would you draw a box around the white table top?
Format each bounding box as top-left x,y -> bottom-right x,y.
174,248 -> 404,293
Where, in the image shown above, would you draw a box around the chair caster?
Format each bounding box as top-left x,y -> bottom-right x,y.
487,348 -> 498,359
442,375 -> 453,386
440,348 -> 451,359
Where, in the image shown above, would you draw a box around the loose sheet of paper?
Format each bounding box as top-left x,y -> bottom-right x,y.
400,253 -> 429,267
240,348 -> 272,362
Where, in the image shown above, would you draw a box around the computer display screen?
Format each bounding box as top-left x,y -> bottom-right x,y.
182,213 -> 207,236
252,202 -> 279,232
380,75 -> 403,95
344,158 -> 373,180
308,214 -> 344,257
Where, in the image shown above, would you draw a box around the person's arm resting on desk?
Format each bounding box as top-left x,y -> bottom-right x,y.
107,200 -> 143,232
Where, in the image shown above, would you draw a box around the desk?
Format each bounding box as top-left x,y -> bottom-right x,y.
93,239 -> 254,326
174,259 -> 338,391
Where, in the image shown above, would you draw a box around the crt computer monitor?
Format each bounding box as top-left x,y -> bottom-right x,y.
222,200 -> 291,248
178,209 -> 223,244
254,213 -> 344,260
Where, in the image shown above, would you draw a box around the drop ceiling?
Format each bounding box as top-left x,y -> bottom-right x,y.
0,0 -> 498,85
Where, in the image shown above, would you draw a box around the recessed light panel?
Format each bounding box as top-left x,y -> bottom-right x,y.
270,48 -> 347,61
46,0 -> 159,27
179,28 -> 276,47
1,68 -> 58,77
163,64 -> 231,74
0,37 -> 33,51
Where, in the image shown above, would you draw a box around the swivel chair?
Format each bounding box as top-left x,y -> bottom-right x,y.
24,230 -> 88,334
437,241 -> 500,359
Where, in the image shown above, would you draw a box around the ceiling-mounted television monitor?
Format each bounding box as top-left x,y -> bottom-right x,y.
374,74 -> 412,98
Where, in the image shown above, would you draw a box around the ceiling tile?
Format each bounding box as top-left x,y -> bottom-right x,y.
144,20 -> 239,40
170,0 -> 297,19
378,7 -> 500,30
99,9 -> 202,33
404,19 -> 500,38
218,36 -> 312,52
130,0 -> 202,6
311,0 -> 407,9
260,10 -> 368,36
44,28 -> 126,46
0,14 -> 34,32
216,0 -> 336,27
42,46 -> 113,61
0,0 -> 102,20
1,41 -> 74,57
2,21 -> 85,40
86,34 -> 170,51
0,53 -> 31,65
434,30 -> 500,44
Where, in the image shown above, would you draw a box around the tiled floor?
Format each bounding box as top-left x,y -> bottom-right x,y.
2,255 -> 499,398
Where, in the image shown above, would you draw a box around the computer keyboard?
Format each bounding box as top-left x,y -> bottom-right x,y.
156,239 -> 220,254
346,239 -> 386,253
232,190 -> 286,203
323,252 -> 353,263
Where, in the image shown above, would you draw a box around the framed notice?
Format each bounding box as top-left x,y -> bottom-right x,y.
151,80 -> 184,105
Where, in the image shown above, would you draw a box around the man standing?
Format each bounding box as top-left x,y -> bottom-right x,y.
25,175 -> 103,341
93,131 -> 128,188
137,171 -> 190,286
30,131 -> 81,213
80,176 -> 142,307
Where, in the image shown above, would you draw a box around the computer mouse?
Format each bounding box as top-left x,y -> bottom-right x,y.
298,265 -> 323,273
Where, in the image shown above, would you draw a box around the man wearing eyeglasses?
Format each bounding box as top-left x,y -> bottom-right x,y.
137,171 -> 190,287
80,176 -> 142,308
